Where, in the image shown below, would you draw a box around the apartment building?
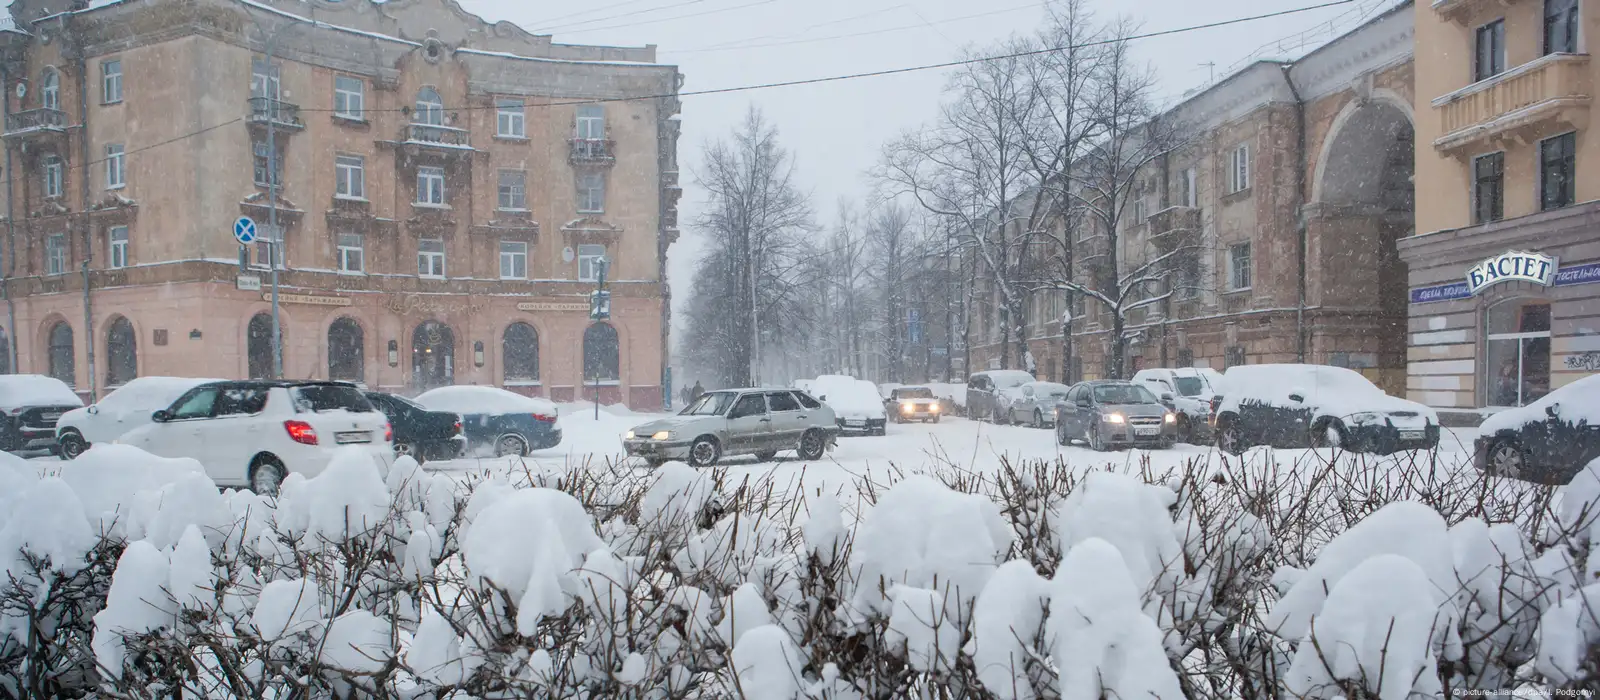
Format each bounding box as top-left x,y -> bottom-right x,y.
1402,0 -> 1600,412
0,0 -> 682,408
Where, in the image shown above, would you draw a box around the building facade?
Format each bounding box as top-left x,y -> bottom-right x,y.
1402,0 -> 1600,413
0,0 -> 681,408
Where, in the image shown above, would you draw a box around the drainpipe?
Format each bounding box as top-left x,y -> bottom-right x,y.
71,14 -> 96,400
2,63 -> 16,375
1280,64 -> 1309,363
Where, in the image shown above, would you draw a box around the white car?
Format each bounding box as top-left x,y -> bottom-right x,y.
1131,367 -> 1224,443
813,375 -> 888,435
118,380 -> 392,495
56,376 -> 222,459
998,381 -> 1071,427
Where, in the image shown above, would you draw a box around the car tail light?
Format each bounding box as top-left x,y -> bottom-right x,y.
384,423 -> 393,442
532,413 -> 557,423
284,420 -> 319,446
452,420 -> 462,435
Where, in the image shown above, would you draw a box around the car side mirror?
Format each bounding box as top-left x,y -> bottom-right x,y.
1548,403 -> 1562,419
1287,392 -> 1305,403
151,410 -> 170,423
86,405 -> 99,415
818,395 -> 827,402
1076,397 -> 1091,407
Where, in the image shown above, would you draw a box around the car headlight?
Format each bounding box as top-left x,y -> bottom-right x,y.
1103,413 -> 1125,424
930,404 -> 940,412
1348,412 -> 1382,425
652,431 -> 673,441
1164,412 -> 1176,424
624,430 -> 636,440
902,404 -> 913,413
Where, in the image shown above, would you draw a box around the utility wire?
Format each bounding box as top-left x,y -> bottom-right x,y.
532,0 -> 712,33
663,1 -> 1048,54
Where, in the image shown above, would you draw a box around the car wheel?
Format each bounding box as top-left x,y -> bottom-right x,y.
57,430 -> 88,460
1488,438 -> 1527,479
1056,423 -> 1070,447
754,450 -> 778,463
1087,426 -> 1106,452
931,415 -> 941,424
495,434 -> 529,458
1315,421 -> 1346,450
394,440 -> 426,464
1033,410 -> 1045,429
798,429 -> 827,460
1217,420 -> 1246,456
250,457 -> 288,498
689,436 -> 721,467
1175,415 -> 1192,444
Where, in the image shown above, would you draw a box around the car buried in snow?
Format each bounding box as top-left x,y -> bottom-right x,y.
0,374 -> 84,455
1474,373 -> 1600,485
1209,364 -> 1440,455
997,380 -> 1071,428
413,386 -> 561,458
56,376 -> 223,459
624,388 -> 838,467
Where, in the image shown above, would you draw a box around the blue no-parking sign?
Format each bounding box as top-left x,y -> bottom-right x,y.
233,216 -> 258,245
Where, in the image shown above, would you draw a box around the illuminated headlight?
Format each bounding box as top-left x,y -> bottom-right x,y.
651,431 -> 674,441
624,430 -> 636,440
1164,412 -> 1176,424
1102,413 -> 1125,424
1348,412 -> 1382,425
902,404 -> 913,413
930,404 -> 940,413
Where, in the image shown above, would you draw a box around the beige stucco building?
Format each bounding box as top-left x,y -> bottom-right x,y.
0,0 -> 681,408
1400,0 -> 1600,413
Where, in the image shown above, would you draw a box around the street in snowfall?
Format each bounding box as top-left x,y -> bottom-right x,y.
5,0 -> 1600,696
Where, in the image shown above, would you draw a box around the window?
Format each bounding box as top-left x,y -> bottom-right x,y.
1132,196 -> 1146,223
108,226 -> 129,269
498,170 -> 527,210
503,322 -> 539,382
1541,132 -> 1576,211
253,139 -> 281,188
1228,144 -> 1250,194
334,76 -> 365,119
794,391 -> 821,409
578,172 -> 606,213
1227,242 -> 1252,291
335,154 -> 365,199
48,322 -> 74,387
253,224 -> 283,269
337,233 -> 364,273
1485,299 -> 1552,407
102,59 -> 122,104
43,155 -> 63,198
41,68 -> 59,111
577,244 -> 606,282
499,240 -> 527,280
496,99 -> 525,138
1546,0 -> 1579,54
217,388 -> 270,416
106,316 -> 136,386
1476,20 -> 1506,81
46,233 -> 67,275
415,87 -> 444,126
327,317 -> 364,383
251,58 -> 280,101
583,323 -> 620,381
1473,152 -> 1504,224
171,388 -> 219,419
105,144 -> 125,189
418,238 -> 445,278
1179,168 -> 1197,207
416,166 -> 446,205
576,105 -> 605,139
768,391 -> 801,412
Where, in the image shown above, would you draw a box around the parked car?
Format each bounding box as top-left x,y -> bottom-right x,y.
1054,380 -> 1176,450
0,374 -> 84,454
885,386 -> 942,423
624,388 -> 838,467
999,381 -> 1071,427
414,385 -> 561,457
813,375 -> 887,436
118,380 -> 392,496
1474,373 -> 1600,484
1132,367 -> 1224,444
56,376 -> 222,459
364,391 -> 466,463
966,370 -> 1036,423
1210,364 -> 1440,455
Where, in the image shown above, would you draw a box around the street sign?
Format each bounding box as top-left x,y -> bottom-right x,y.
589,289 -> 612,320
236,274 -> 261,291
233,216 -> 258,245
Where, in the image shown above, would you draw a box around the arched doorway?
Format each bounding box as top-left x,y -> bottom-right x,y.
412,321 -> 454,389
503,322 -> 539,383
106,317 -> 137,386
583,323 -> 619,382
328,317 -> 364,383
247,313 -> 280,379
47,321 -> 74,386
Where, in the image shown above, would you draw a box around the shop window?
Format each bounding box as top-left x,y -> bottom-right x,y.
1485,299 -> 1551,407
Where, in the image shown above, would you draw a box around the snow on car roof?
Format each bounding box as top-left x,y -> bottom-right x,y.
1217,364 -> 1433,420
977,370 -> 1035,388
812,375 -> 886,418
99,377 -> 223,409
1479,373 -> 1600,436
415,385 -> 557,416
0,374 -> 84,407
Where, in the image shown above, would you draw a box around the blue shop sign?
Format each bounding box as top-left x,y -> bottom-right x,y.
1411,258 -> 1600,305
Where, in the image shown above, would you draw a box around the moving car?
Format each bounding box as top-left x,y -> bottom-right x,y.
999,381 -> 1071,427
1475,373 -> 1600,484
364,391 -> 466,463
414,385 -> 561,457
56,376 -> 222,459
118,380 -> 392,496
0,374 -> 84,454
1210,364 -> 1440,455
885,386 -> 942,423
813,375 -> 887,436
624,388 -> 838,467
1132,367 -> 1223,444
1054,380 -> 1176,450
966,370 -> 1036,423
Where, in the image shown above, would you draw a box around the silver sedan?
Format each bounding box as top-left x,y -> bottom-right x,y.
624,389 -> 840,467
1002,381 -> 1072,428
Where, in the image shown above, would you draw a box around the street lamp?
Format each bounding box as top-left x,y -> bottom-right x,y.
589,256 -> 611,419
243,8 -> 303,380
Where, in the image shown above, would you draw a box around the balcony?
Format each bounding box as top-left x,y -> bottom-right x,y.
404,123 -> 472,149
247,97 -> 304,132
1146,206 -> 1200,253
1433,0 -> 1526,23
1433,53 -> 1591,152
569,138 -> 615,165
3,108 -> 68,139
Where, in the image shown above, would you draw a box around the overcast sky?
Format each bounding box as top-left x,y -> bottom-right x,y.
459,0 -> 1403,355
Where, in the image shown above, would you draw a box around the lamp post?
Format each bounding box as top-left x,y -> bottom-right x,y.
244,10 -> 300,379
589,256 -> 611,420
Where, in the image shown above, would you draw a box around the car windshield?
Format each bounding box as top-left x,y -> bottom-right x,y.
681,392 -> 736,416
1173,377 -> 1206,396
1094,384 -> 1158,404
293,385 -> 373,413
898,388 -> 935,399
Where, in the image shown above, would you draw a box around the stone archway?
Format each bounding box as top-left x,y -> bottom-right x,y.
412,321 -> 455,390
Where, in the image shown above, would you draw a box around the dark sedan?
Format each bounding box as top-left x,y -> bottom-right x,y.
1054,380 -> 1176,451
1475,373 -> 1600,484
414,386 -> 562,457
0,375 -> 84,454
365,391 -> 466,463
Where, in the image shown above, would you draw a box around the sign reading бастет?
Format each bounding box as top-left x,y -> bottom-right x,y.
1466,251 -> 1558,295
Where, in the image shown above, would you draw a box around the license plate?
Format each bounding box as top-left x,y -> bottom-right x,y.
846,420 -> 864,427
40,412 -> 60,422
1400,430 -> 1424,440
1134,427 -> 1161,436
335,431 -> 371,444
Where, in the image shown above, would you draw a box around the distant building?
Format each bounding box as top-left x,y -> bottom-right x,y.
0,0 -> 681,408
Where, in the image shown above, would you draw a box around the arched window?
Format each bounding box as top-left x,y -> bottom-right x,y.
503,322 -> 539,382
41,68 -> 59,111
415,87 -> 444,126
105,317 -> 137,386
247,313 -> 280,379
1484,298 -> 1552,407
412,321 -> 454,389
328,317 -> 364,383
582,323 -> 619,382
47,321 -> 74,386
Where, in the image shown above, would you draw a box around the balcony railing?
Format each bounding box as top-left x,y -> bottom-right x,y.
3,108 -> 68,137
1433,52 -> 1592,151
1147,206 -> 1201,252
404,123 -> 472,149
248,97 -> 304,130
569,138 -> 616,164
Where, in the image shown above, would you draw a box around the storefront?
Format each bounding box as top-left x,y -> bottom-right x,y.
1398,202 -> 1600,412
